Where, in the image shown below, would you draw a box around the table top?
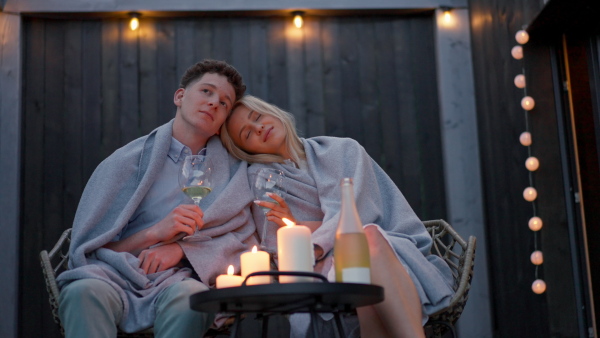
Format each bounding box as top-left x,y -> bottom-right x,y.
190,282 -> 384,314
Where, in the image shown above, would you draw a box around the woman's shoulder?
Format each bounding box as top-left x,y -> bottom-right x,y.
303,136 -> 365,153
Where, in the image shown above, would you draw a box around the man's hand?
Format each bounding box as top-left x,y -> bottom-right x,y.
138,243 -> 184,274
149,204 -> 204,243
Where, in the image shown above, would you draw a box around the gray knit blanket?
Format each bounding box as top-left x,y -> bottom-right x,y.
249,136 -> 454,318
56,120 -> 257,333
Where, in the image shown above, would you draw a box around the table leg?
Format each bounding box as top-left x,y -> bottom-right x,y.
310,311 -> 320,338
261,315 -> 269,338
229,313 -> 242,338
333,313 -> 346,338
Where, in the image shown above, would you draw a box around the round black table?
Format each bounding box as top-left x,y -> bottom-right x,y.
190,278 -> 384,338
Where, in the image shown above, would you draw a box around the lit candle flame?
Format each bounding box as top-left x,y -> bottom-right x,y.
282,218 -> 295,227
252,245 -> 258,253
227,265 -> 234,275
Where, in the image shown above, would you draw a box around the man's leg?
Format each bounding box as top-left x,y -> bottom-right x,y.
58,278 -> 123,338
154,278 -> 214,337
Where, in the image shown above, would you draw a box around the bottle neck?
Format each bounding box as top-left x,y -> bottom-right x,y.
338,181 -> 363,233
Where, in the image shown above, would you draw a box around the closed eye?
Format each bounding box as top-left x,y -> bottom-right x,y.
255,113 -> 262,121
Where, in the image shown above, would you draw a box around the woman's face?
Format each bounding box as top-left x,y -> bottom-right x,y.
226,105 -> 288,157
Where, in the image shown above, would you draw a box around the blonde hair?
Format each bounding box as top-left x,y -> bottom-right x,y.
221,95 -> 306,164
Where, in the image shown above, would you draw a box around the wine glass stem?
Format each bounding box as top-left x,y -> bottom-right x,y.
260,214 -> 268,249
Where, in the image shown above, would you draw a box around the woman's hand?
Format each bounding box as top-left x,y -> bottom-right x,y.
255,192 -> 296,227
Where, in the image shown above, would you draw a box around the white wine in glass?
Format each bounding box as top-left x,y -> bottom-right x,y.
179,155 -> 213,241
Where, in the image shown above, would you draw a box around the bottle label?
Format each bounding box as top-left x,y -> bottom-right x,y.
342,267 -> 371,284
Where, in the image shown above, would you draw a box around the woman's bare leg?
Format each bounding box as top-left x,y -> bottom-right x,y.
361,225 -> 425,338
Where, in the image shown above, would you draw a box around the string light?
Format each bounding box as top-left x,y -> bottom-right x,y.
528,216 -> 543,231
513,27 -> 545,294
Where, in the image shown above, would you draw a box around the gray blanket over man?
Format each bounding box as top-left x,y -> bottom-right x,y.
249,136 -> 455,322
57,120 -> 256,333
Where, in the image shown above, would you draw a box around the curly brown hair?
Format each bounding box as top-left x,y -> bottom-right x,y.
179,59 -> 246,101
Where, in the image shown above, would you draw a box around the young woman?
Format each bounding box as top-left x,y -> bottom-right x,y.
221,95 -> 454,338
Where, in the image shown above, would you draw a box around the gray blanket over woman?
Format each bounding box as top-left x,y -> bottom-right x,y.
57,120 -> 256,333
250,136 -> 454,320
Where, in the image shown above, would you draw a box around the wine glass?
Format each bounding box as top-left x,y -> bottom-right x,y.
179,155 -> 213,240
251,168 -> 286,251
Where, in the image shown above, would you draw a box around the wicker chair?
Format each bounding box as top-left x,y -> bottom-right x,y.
41,220 -> 475,338
423,219 -> 477,338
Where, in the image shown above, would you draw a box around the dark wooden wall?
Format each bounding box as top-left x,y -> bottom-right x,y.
20,14 -> 446,337
468,0 -> 586,336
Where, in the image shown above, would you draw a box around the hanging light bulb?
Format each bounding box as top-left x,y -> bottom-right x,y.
525,156 -> 540,171
521,96 -> 535,110
292,11 -> 304,28
523,187 -> 538,202
532,279 -> 547,294
511,45 -> 523,60
515,30 -> 530,44
528,216 -> 543,231
530,250 -> 544,265
514,74 -> 526,88
129,12 -> 140,31
519,132 -> 532,146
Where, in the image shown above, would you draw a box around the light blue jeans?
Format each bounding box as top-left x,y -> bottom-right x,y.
58,278 -> 213,338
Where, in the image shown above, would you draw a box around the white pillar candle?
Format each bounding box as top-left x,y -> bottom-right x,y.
216,265 -> 244,288
277,218 -> 314,283
240,245 -> 271,285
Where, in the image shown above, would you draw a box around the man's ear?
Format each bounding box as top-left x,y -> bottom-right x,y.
174,88 -> 185,106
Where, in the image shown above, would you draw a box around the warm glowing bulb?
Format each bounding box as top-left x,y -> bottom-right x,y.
526,156 -> 540,171
530,251 -> 543,265
293,14 -> 303,28
130,17 -> 139,31
521,96 -> 535,110
523,187 -> 537,202
514,74 -> 526,88
515,30 -> 529,44
227,264 -> 234,275
532,279 -> 546,294
443,11 -> 452,23
520,132 -> 532,146
528,216 -> 543,231
511,45 -> 523,60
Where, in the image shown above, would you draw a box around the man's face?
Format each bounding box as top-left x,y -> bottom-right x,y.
174,73 -> 236,138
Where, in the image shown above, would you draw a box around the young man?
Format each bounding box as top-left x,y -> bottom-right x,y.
57,60 -> 256,337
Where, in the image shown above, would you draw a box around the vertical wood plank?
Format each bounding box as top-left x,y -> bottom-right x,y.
41,20 -> 65,337
156,20 -> 177,124
374,19 -> 402,184
338,18 -> 362,142
303,17 -> 325,137
176,19 -> 195,83
266,18 -> 288,109
193,19 -> 212,61
285,18 -> 307,134
101,19 -> 120,158
357,18 -> 382,161
212,18 -> 232,62
231,18 -> 251,92
139,18 -> 159,134
392,19 -> 422,214
249,19 -> 268,99
120,19 -> 141,144
409,17 -> 446,220
81,20 -> 103,179
320,17 -> 343,137
20,18 -> 47,338
63,20 -> 83,235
